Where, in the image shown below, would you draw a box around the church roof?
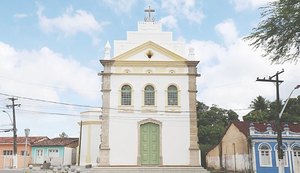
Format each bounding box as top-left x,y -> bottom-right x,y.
113,41 -> 190,62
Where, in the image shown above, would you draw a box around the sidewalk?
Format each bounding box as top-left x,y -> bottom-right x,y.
0,166 -> 89,173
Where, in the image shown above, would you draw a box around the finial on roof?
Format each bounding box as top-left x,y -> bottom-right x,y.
105,40 -> 111,49
284,123 -> 290,131
188,47 -> 195,60
266,123 -> 273,134
144,6 -> 155,22
249,123 -> 255,133
104,40 -> 111,60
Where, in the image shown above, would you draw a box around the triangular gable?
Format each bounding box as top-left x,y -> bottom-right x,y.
113,41 -> 188,62
206,121 -> 248,154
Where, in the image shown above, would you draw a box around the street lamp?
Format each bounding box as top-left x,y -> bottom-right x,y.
23,128 -> 30,173
2,110 -> 13,124
278,85 -> 300,173
279,85 -> 300,118
1,110 -> 13,132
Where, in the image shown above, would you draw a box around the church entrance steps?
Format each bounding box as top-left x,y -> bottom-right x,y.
86,166 -> 210,173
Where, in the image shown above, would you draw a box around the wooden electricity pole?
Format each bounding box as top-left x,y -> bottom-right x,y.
256,69 -> 284,173
7,97 -> 21,168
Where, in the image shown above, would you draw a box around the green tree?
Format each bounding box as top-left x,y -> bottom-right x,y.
245,0 -> 300,63
59,132 -> 68,138
197,102 -> 239,167
243,95 -> 300,122
250,95 -> 270,111
243,96 -> 271,122
243,110 -> 270,122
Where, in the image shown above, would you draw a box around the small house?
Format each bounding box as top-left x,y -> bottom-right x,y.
31,137 -> 78,166
0,136 -> 48,169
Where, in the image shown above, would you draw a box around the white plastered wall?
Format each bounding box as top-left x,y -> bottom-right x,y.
80,110 -> 102,166
108,74 -> 190,165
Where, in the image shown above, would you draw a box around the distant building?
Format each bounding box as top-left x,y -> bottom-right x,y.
31,137 -> 78,166
0,136 -> 48,169
206,121 -> 300,173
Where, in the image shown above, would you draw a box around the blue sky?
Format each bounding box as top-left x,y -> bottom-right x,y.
0,0 -> 299,138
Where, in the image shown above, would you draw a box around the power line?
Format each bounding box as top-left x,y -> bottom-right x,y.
0,75 -> 100,93
18,109 -> 82,117
0,92 -> 100,109
0,92 -> 254,116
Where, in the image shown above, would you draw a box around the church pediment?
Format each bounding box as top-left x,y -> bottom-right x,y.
112,41 -> 188,62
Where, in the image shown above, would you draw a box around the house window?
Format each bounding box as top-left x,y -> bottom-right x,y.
167,85 -> 178,105
275,145 -> 288,167
3,150 -> 13,155
293,146 -> 300,157
48,149 -> 59,157
121,85 -> 131,105
144,85 -> 155,105
259,144 -> 272,167
21,150 -> 29,156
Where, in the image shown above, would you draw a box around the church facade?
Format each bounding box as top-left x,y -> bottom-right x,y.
98,14 -> 201,167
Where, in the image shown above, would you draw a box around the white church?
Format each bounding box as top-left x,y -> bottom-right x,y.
80,7 -> 209,173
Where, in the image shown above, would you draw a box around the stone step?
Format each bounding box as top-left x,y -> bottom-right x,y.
87,166 -> 210,173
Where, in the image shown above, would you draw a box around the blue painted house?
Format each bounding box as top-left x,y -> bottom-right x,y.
31,137 -> 78,166
206,121 -> 300,173
250,122 -> 300,173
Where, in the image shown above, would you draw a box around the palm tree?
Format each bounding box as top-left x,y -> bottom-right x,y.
250,96 -> 270,111
243,96 -> 270,122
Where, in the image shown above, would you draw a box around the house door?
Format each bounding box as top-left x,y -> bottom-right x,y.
293,147 -> 300,173
140,123 -> 159,165
35,149 -> 44,164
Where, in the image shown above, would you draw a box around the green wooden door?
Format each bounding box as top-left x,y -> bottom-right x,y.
140,123 -> 159,165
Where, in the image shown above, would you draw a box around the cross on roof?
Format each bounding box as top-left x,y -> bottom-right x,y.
144,6 -> 155,22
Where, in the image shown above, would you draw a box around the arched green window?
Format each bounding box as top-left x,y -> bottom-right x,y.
144,85 -> 155,105
167,85 -> 178,105
121,85 -> 131,105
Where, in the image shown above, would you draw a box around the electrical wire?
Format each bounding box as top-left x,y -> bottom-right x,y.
0,92 -> 253,118
0,75 -> 100,93
17,109 -> 82,117
0,92 -> 100,109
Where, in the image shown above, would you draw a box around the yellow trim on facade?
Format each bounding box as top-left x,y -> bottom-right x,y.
86,125 -> 91,163
112,73 -> 188,76
82,121 -> 102,125
112,61 -> 187,66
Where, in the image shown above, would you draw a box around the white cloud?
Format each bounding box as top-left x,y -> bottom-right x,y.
101,0 -> 137,13
161,0 -> 205,24
0,43 -> 99,100
13,13 -> 28,19
215,19 -> 239,45
37,6 -> 105,36
0,42 -> 100,137
230,0 -> 275,11
160,15 -> 178,29
187,19 -> 300,118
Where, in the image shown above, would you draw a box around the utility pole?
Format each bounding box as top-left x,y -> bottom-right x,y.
256,69 -> 284,173
7,97 -> 21,169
